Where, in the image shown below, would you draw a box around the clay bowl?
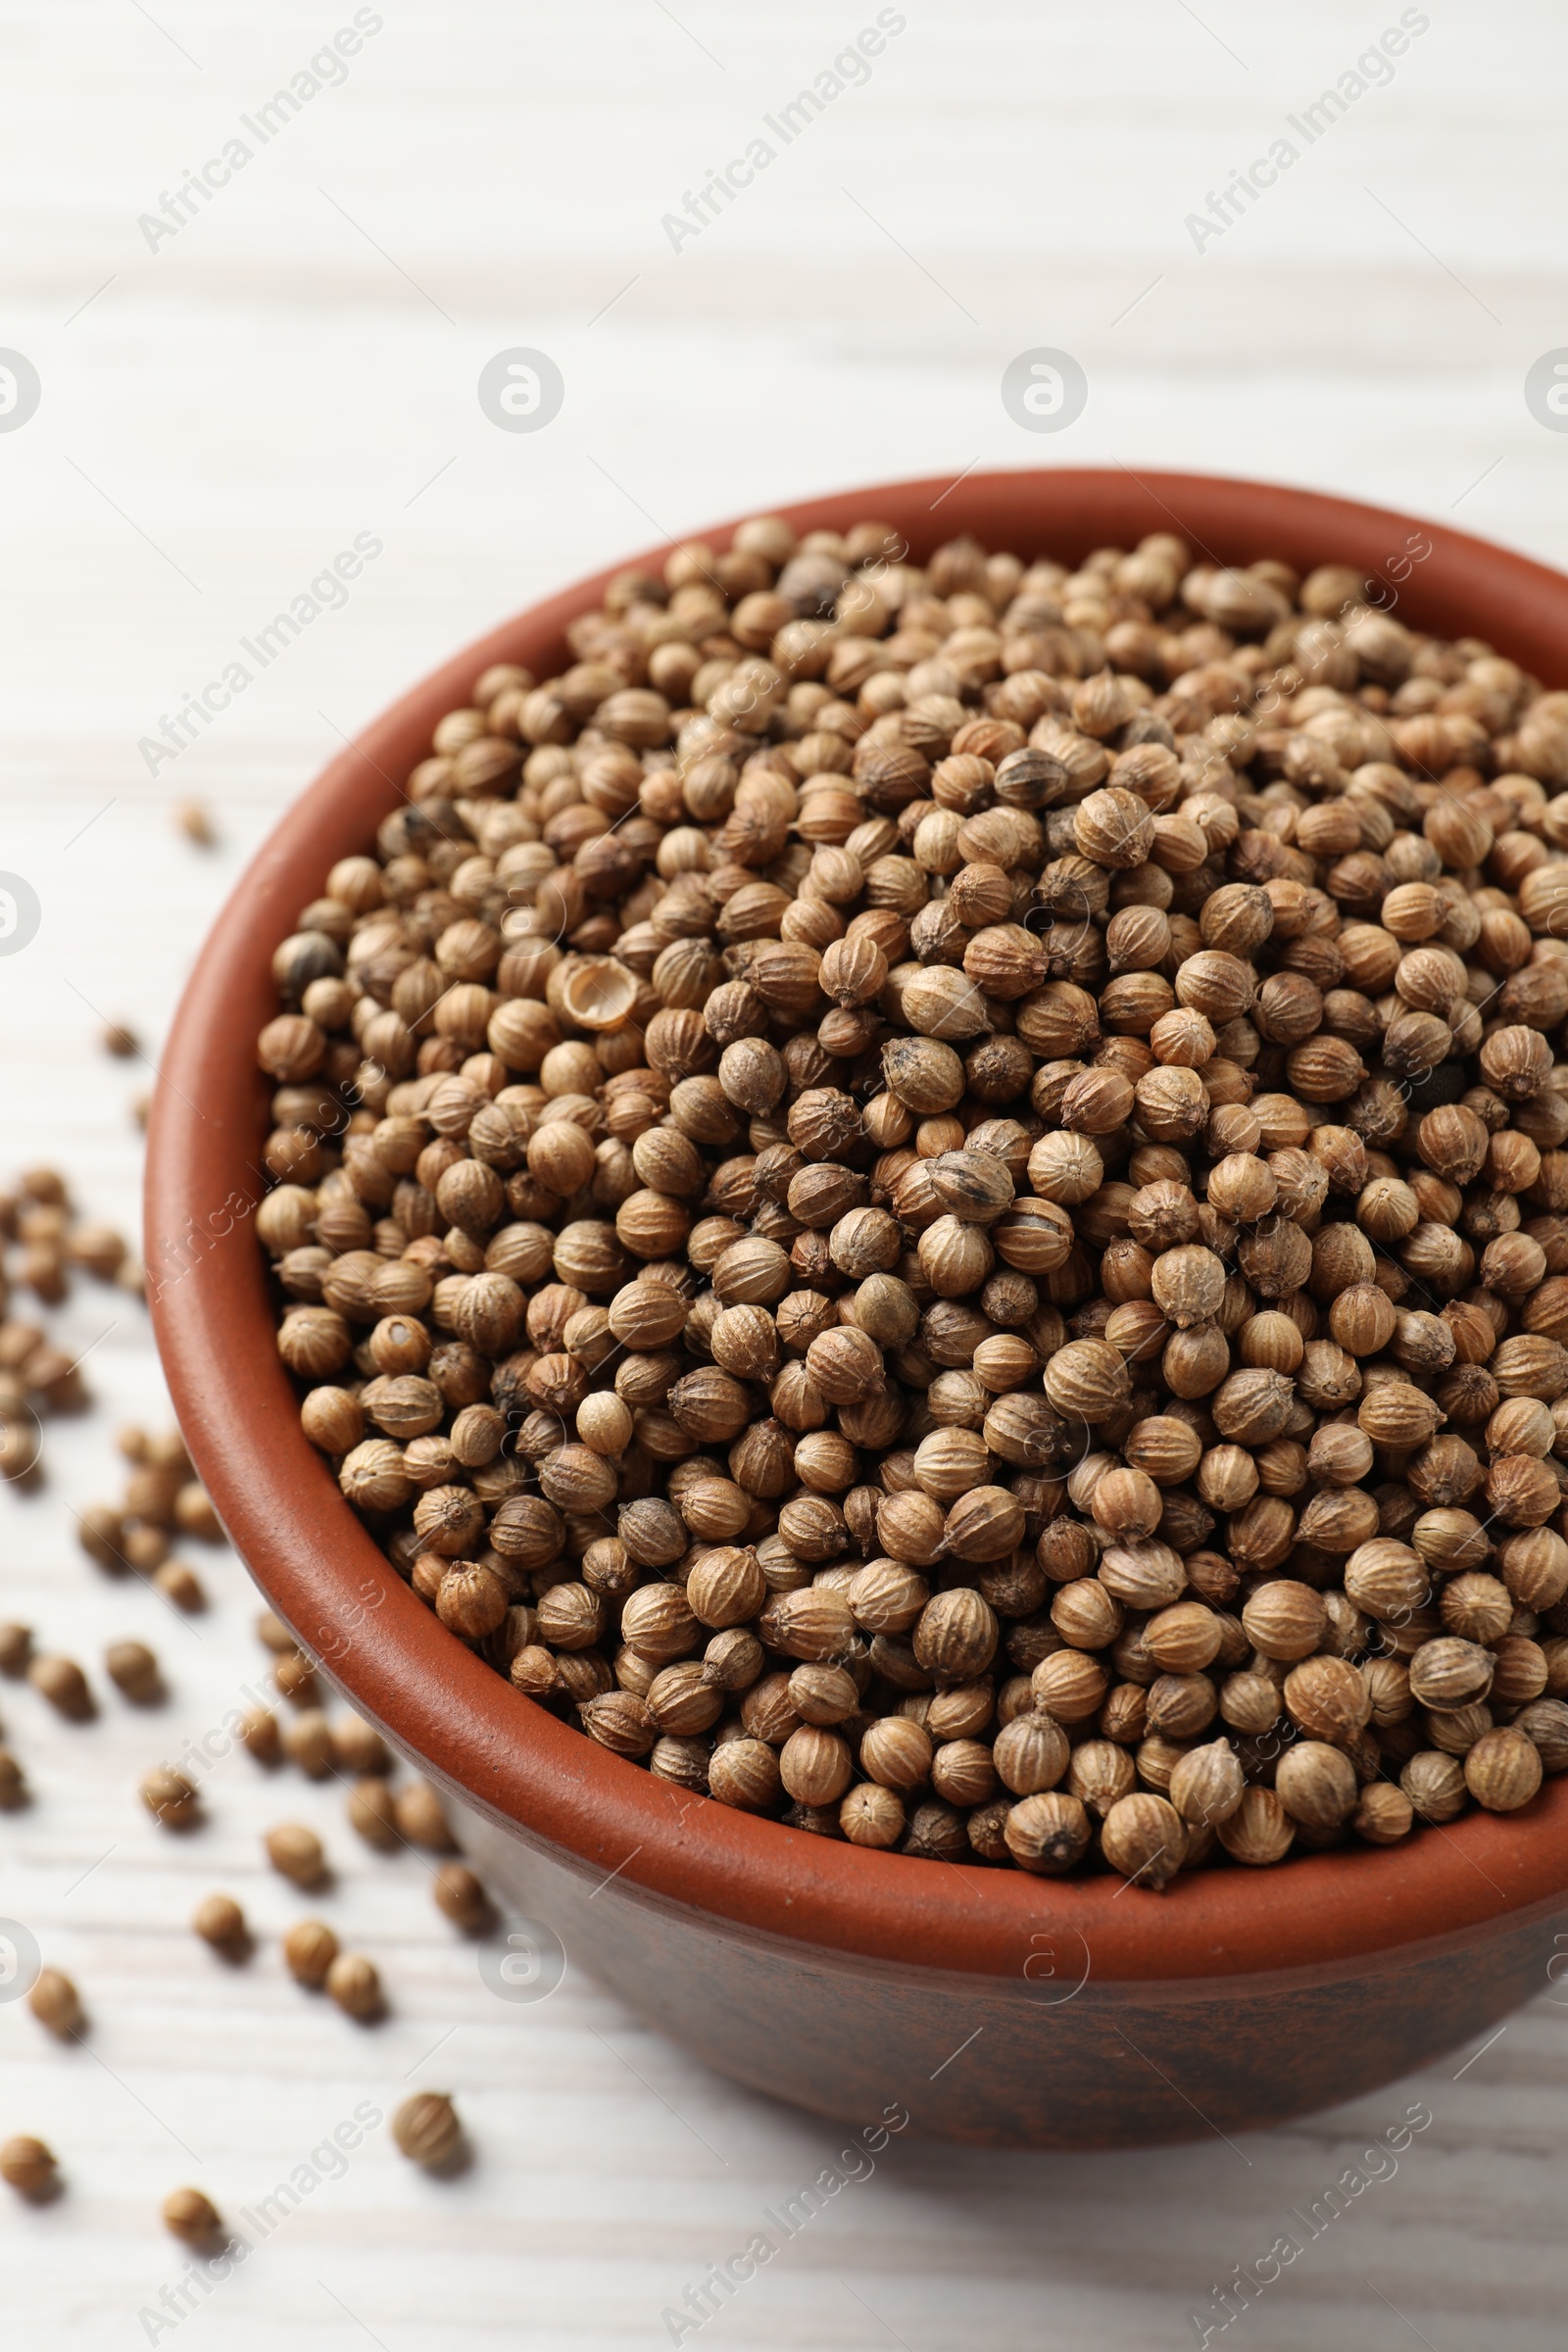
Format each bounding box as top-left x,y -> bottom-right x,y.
148,468 -> 1568,2149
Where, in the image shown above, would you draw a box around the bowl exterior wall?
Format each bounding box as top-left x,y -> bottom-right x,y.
453,1795 -> 1567,2149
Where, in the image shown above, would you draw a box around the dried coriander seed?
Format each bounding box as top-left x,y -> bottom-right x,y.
0,2134 -> 58,2199
174,799 -> 215,847
283,1708 -> 336,1779
1464,1726 -> 1544,1812
140,1766 -> 199,1830
238,1705 -> 281,1765
28,1967 -> 83,2037
431,1861 -> 491,1931
325,1951 -> 383,2021
162,2185 -> 221,2244
283,1918 -> 338,1986
193,1893 -> 247,1950
28,1655 -> 93,1720
334,1714 -> 392,1776
392,2091 -> 463,2169
393,1781 -> 456,1851
152,1560 -> 206,1611
265,1823 -> 327,1886
106,1641 -> 163,1704
271,1649 -> 317,1705
346,1776 -> 400,1849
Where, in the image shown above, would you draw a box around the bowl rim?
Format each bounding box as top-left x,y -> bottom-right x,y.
147,464 -> 1568,1989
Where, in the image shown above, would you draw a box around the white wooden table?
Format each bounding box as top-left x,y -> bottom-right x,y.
2,4 -> 1566,2343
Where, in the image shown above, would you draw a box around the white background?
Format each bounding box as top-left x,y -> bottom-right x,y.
1,3 -> 1566,2345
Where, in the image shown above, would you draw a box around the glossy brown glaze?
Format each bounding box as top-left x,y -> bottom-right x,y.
147,470 -> 1568,2143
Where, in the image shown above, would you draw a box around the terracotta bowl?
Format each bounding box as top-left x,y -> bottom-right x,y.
148,468 -> 1568,2149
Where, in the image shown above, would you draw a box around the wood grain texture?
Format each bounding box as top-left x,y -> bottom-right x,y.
1,2 -> 1566,2343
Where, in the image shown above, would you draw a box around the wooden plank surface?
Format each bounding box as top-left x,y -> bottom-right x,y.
2,4 -> 1566,2344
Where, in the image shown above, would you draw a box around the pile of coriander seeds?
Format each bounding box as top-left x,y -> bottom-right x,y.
257,514 -> 1568,1886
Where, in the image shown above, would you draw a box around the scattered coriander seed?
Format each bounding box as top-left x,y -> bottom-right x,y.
68,1222 -> 126,1280
283,1708 -> 336,1779
193,1893 -> 247,1950
333,1714 -> 391,1776
431,1862 -> 491,1933
122,1524 -> 168,1573
283,1918 -> 339,1986
162,2186 -> 221,2244
392,2091 -> 463,2169
140,1766 -> 199,1830
0,1623 -> 31,1677
0,1415 -> 41,1482
272,1650 -> 318,1705
28,1655 -> 93,1721
28,1967 -> 83,2038
346,1777 -> 400,1849
0,2134 -> 58,2199
77,1506 -> 128,1571
152,1560 -> 206,1611
238,1704 -> 281,1765
102,1022 -> 138,1058
173,1483 -> 221,1540
105,1640 -> 163,1705
174,799 -> 215,847
393,1781 -> 455,1852
325,1951 -> 382,2021
265,1823 -> 327,1887
0,1749 -> 27,1808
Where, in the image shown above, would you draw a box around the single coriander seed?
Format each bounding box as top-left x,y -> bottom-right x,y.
325,1951 -> 383,2021
162,2185 -> 221,2244
283,1918 -> 339,1986
193,1893 -> 247,1950
0,2134 -> 58,2199
392,2091 -> 463,2169
265,1823 -> 327,1887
